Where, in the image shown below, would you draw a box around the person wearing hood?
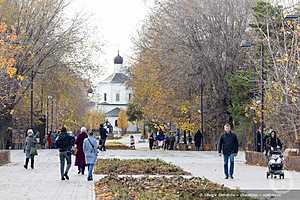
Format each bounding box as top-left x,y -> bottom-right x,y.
75,127 -> 88,175
24,129 -> 38,169
83,130 -> 98,181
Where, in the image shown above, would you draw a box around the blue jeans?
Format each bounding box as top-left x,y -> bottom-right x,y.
223,154 -> 235,177
87,164 -> 94,178
59,151 -> 71,178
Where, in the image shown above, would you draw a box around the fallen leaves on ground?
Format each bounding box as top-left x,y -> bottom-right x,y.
106,142 -> 130,150
95,175 -> 256,200
94,159 -> 190,175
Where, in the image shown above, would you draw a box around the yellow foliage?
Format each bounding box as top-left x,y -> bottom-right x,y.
6,66 -> 16,78
117,109 -> 129,130
0,23 -> 6,33
16,75 -> 24,81
82,111 -> 105,130
7,34 -> 17,41
176,121 -> 198,132
7,58 -> 16,66
180,102 -> 189,114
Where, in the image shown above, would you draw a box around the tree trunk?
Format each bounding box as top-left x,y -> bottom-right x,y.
0,114 -> 13,149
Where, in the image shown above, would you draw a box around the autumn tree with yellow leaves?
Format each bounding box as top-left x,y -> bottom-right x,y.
81,111 -> 105,131
130,0 -> 251,147
0,0 -> 102,148
117,109 -> 129,135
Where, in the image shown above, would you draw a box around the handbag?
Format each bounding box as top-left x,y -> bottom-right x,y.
71,146 -> 78,155
30,147 -> 38,156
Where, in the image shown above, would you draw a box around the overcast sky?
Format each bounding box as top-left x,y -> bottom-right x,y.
67,0 -> 154,78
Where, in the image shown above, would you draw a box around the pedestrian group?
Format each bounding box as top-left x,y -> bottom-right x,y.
24,121 -> 283,181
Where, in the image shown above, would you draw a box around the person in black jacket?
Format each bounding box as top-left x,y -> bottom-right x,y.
99,124 -> 108,151
218,123 -> 239,179
266,130 -> 282,156
194,130 -> 203,151
256,128 -> 263,152
56,127 -> 74,181
149,132 -> 154,150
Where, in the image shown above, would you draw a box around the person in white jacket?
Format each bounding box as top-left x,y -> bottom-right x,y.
83,130 -> 98,181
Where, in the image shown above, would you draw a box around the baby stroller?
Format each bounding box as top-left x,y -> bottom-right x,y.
266,147 -> 284,179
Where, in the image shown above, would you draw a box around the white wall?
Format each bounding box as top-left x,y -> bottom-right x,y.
96,82 -> 132,105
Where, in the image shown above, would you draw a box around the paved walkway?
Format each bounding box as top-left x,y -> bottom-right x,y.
1,147 -> 300,200
100,150 -> 300,190
114,135 -> 300,190
0,150 -> 94,200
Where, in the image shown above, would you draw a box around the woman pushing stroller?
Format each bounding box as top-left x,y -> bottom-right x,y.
265,130 -> 284,179
265,130 -> 283,156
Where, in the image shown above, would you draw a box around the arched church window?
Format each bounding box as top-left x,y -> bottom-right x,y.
116,93 -> 120,102
104,93 -> 107,102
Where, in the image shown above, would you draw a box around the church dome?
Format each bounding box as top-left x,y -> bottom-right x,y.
114,52 -> 123,64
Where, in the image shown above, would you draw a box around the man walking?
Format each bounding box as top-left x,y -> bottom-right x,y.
218,123 -> 239,179
56,127 -> 74,180
194,129 -> 203,151
99,124 -> 108,151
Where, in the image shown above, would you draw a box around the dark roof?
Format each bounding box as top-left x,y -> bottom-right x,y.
98,102 -> 109,105
103,73 -> 129,83
98,102 -> 128,106
114,52 -> 123,64
106,107 -> 121,117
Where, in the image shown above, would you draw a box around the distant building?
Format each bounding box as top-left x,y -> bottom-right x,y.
273,0 -> 299,9
96,52 -> 136,133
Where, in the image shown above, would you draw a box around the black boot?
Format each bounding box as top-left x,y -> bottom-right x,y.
24,158 -> 29,169
64,174 -> 69,180
30,157 -> 34,169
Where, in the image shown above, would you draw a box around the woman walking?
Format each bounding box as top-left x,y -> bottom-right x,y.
24,129 -> 38,169
75,127 -> 88,175
83,131 -> 98,181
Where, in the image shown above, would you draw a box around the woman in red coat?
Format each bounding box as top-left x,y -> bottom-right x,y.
47,132 -> 52,149
75,127 -> 88,174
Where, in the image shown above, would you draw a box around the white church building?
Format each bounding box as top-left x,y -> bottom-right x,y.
95,52 -> 137,133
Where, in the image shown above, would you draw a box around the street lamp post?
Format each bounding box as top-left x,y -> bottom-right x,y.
30,69 -> 34,128
51,97 -> 54,133
188,70 -> 205,141
241,40 -> 265,152
47,95 -> 53,134
259,44 -> 265,152
200,79 -> 204,136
